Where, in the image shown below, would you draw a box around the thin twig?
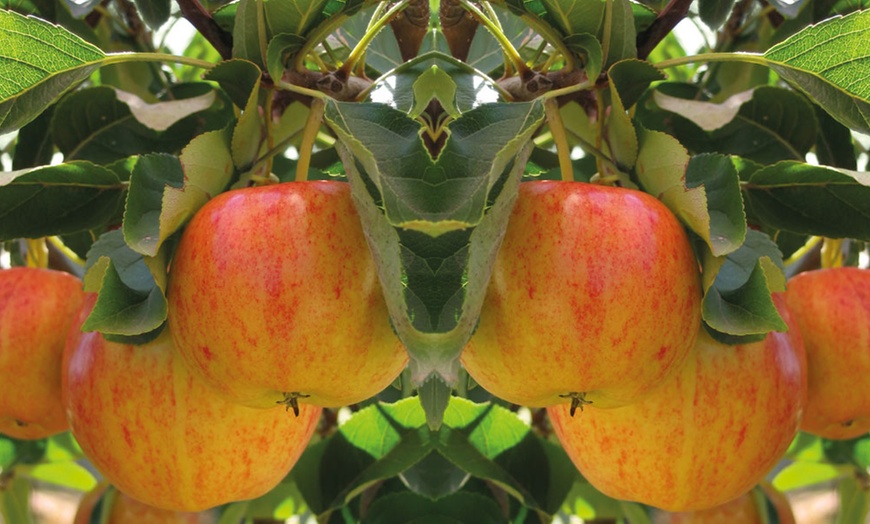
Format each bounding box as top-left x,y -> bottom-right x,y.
176,0 -> 234,60
636,0 -> 694,59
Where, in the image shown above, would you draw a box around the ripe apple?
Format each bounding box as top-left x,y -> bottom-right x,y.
548,295 -> 806,512
74,483 -> 209,524
63,295 -> 322,512
655,483 -> 795,524
462,181 -> 702,408
0,267 -> 84,439
167,181 -> 407,410
784,267 -> 870,439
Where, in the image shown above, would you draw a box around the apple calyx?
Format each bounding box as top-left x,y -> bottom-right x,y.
14,419 -> 27,427
560,392 -> 592,416
278,392 -> 311,416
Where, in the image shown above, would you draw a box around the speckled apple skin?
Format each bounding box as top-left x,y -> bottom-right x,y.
462,181 -> 702,408
549,296 -> 806,512
63,297 -> 321,512
74,484 -> 206,524
0,267 -> 84,439
785,267 -> 870,439
658,483 -> 795,524
167,181 -> 407,408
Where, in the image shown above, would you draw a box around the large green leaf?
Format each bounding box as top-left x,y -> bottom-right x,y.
122,133 -> 234,258
0,161 -> 125,240
326,60 -> 546,405
763,10 -> 870,133
651,86 -> 818,163
540,0 -> 637,66
635,129 -> 746,257
742,161 -> 870,240
365,491 -> 506,523
0,10 -> 105,133
0,474 -> 34,524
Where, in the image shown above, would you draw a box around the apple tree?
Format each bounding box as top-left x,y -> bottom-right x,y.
0,0 -> 868,520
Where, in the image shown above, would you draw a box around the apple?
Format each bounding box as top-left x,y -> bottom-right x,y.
63,295 -> 322,512
167,181 -> 407,410
655,483 -> 795,524
74,483 -> 209,524
548,295 -> 806,512
0,267 -> 84,439
784,267 -> 870,439
462,181 -> 702,409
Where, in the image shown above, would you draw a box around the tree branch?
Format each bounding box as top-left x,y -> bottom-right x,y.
176,0 -> 234,60
635,0 -> 694,59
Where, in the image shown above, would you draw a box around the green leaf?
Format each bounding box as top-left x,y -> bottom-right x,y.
398,452 -> 470,500
772,461 -> 850,491
123,128 -> 233,257
0,161 -> 125,241
12,104 -> 54,169
231,71 -> 264,171
763,10 -> 870,133
82,229 -> 167,337
205,59 -> 262,110
742,161 -> 870,241
814,105 -> 857,169
606,60 -> 664,170
563,33 -> 603,80
19,461 -> 97,491
133,0 -> 170,29
264,0 -> 329,40
266,33 -> 306,81
540,0 -> 637,65
701,229 -> 787,338
651,86 -> 818,163
494,433 -> 579,515
636,130 -> 746,256
0,10 -> 106,133
699,0 -> 735,29
328,97 -> 545,398
0,474 -> 34,524
231,0 -> 266,66
52,86 -> 225,164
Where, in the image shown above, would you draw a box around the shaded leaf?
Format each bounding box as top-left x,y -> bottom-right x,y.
699,0 -> 735,29
0,10 -> 105,133
82,229 -> 167,337
742,161 -> 870,240
763,10 -> 870,133
365,491 -> 505,523
0,162 -> 125,240
814,105 -> 857,169
133,0 -> 170,29
701,229 -> 787,339
12,103 -> 54,169
0,474 -> 34,524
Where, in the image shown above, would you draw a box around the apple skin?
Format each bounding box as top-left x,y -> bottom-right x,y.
655,483 -> 795,524
0,267 -> 84,439
167,181 -> 407,409
63,296 -> 322,512
74,484 -> 208,524
462,181 -> 702,408
548,295 -> 806,512
784,267 -> 870,439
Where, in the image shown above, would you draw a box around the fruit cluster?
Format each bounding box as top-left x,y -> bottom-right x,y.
1,179 -> 868,516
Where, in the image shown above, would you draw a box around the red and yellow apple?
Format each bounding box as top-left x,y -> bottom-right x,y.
74,483 -> 208,524
167,181 -> 407,409
548,295 -> 806,512
63,296 -> 322,512
462,181 -> 702,408
784,267 -> 870,439
0,267 -> 84,439
656,483 -> 795,524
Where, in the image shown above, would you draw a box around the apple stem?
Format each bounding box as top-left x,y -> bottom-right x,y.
560,392 -> 592,416
277,392 -> 311,416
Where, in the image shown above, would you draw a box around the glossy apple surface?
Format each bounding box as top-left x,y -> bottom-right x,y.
74,484 -> 208,523
549,296 -> 806,512
167,181 -> 406,409
785,267 -> 870,439
0,267 -> 84,439
63,296 -> 322,512
462,181 -> 702,408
